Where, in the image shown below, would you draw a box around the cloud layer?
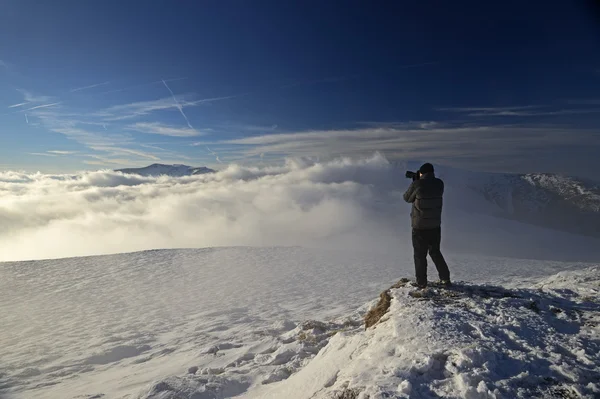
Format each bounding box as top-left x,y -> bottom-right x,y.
0,155 -> 405,261
223,124 -> 600,179
1,155 -> 599,262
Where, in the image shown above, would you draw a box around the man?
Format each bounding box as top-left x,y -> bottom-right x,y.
403,163 -> 451,289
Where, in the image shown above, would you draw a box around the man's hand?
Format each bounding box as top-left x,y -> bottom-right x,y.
403,181 -> 418,203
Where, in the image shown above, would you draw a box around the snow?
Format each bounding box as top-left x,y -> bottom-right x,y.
1,247 -> 598,399
245,269 -> 600,399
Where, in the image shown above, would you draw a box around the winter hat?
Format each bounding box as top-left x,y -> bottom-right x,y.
419,163 -> 434,174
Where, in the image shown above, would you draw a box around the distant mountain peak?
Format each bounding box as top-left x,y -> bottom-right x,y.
115,164 -> 215,177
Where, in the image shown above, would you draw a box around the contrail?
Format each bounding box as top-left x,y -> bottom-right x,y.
70,81 -> 110,93
9,102 -> 29,108
205,146 -> 223,163
162,79 -> 223,163
99,77 -> 188,96
162,79 -> 193,129
22,102 -> 61,112
25,113 -> 29,124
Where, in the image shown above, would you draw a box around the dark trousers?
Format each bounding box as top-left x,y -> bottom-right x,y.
412,227 -> 450,286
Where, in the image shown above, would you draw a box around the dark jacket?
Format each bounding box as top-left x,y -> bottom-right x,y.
403,172 -> 444,230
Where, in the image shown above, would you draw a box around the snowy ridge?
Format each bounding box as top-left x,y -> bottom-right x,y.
115,163 -> 215,177
240,268 -> 600,399
132,268 -> 600,399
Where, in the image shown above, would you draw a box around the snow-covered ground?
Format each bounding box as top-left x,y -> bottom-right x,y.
245,269 -> 600,399
1,247 -> 598,399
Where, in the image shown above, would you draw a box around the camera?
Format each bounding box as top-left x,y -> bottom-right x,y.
405,171 -> 419,181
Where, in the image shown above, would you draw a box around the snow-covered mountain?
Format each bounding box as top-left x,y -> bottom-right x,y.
399,162 -> 600,239
1,246 -> 598,399
115,163 -> 215,177
460,172 -> 600,238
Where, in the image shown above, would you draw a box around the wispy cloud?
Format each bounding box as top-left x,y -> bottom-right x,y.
217,123 -> 278,133
220,123 -> 600,169
46,125 -> 127,147
438,105 -> 600,117
9,102 -> 29,108
21,102 -> 62,112
70,81 -> 110,93
28,152 -> 57,157
48,150 -> 77,155
96,95 -> 201,121
98,93 -> 240,121
27,151 -> 77,157
17,89 -> 53,103
128,122 -> 202,137
89,146 -> 160,161
11,83 -> 204,167
83,156 -> 136,166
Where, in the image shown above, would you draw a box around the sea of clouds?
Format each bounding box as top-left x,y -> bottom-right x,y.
0,154 -> 412,261
2,153 -> 599,262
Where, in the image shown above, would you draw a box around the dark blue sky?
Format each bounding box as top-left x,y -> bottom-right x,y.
1,0 -> 599,176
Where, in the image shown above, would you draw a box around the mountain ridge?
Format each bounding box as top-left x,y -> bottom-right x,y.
115,163 -> 216,177
396,162 -> 600,238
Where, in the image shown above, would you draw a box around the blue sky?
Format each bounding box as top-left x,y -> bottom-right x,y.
1,0 -> 599,177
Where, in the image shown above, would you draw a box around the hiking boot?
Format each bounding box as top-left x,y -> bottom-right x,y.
438,280 -> 452,287
410,282 -> 427,289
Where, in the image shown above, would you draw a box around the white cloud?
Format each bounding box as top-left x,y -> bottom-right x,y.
22,102 -> 62,112
88,146 -> 161,161
83,157 -> 135,166
46,125 -> 129,147
94,96 -> 195,121
0,155 -> 597,263
8,102 -> 29,108
224,124 -> 598,155
96,94 -> 237,121
128,122 -> 201,137
218,124 -> 600,178
25,105 -> 180,167
28,152 -> 57,157
0,156 -> 405,261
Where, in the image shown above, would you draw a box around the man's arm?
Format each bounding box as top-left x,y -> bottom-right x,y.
403,181 -> 418,203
